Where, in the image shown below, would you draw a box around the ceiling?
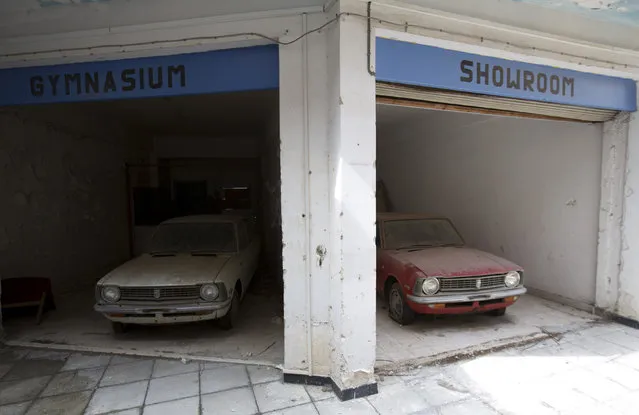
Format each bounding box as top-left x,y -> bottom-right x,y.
6,0 -> 638,27
512,0 -> 639,26
1,0 -> 638,52
25,90 -> 279,138
3,0 -> 323,14
0,0 -> 324,38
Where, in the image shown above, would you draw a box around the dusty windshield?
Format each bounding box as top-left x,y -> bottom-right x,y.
383,218 -> 464,250
149,222 -> 237,254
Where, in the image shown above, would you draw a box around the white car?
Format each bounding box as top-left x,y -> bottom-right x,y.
94,215 -> 260,333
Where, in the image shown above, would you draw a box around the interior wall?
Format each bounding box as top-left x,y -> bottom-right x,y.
0,105 -> 143,296
377,107 -> 603,306
168,159 -> 260,200
153,136 -> 259,159
131,135 -> 263,256
260,113 -> 283,291
132,158 -> 261,256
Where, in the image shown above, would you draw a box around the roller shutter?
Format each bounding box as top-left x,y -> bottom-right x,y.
376,82 -> 618,123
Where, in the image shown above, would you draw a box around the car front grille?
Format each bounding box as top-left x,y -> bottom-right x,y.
120,286 -> 201,302
439,275 -> 506,293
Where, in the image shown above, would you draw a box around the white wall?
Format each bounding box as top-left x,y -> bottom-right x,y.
377,107 -> 603,306
0,105 -> 139,296
620,104 -> 639,320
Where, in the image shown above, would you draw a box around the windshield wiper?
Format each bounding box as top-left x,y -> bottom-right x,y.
190,250 -> 218,256
149,250 -> 177,257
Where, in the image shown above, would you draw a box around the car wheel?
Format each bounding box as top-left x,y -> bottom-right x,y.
111,322 -> 128,334
488,308 -> 506,317
388,282 -> 415,325
219,290 -> 240,330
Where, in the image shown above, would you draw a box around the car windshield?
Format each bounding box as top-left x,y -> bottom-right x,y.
149,222 -> 237,254
383,218 -> 464,250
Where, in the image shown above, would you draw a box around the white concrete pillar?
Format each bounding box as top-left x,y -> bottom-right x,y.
279,16 -> 312,376
325,0 -> 378,398
619,86 -> 639,322
279,12 -> 333,380
279,3 -> 377,398
596,113 -> 629,312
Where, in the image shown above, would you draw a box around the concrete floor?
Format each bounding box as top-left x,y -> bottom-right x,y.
376,294 -> 598,370
2,291 -> 285,366
3,292 -> 597,372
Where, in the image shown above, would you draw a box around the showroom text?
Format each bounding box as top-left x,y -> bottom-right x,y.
460,60 -> 574,97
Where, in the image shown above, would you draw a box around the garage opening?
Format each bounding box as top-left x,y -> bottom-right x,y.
372,37 -> 637,370
0,90 -> 284,365
375,98 -> 607,368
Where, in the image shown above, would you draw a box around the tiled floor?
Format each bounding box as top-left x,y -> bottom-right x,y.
2,318 -> 639,414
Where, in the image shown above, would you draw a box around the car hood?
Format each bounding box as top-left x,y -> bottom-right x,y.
391,247 -> 521,277
98,253 -> 232,287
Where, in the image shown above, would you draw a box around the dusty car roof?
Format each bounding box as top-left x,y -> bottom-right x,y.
161,215 -> 245,225
377,212 -> 450,221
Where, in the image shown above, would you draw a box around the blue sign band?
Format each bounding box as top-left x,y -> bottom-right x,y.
0,45 -> 279,106
376,38 -> 637,112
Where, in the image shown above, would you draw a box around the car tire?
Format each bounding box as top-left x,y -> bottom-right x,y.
219,290 -> 240,330
388,282 -> 415,325
111,322 -> 128,334
488,308 -> 506,317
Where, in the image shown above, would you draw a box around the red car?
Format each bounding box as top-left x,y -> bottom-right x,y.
376,213 -> 526,325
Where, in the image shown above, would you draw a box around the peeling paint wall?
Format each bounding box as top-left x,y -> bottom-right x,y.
279,10 -> 338,379
596,114 -> 628,312
325,0 -> 377,391
619,94 -> 639,320
0,105 -> 143,297
377,109 -> 603,307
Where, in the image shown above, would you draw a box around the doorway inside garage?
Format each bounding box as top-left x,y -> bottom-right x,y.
374,100 -> 608,369
0,89 -> 285,364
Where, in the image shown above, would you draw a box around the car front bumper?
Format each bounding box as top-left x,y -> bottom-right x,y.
406,286 -> 527,314
408,286 -> 527,304
94,300 -> 232,324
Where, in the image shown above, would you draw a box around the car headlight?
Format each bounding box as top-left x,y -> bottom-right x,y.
422,277 -> 440,295
505,271 -> 521,288
200,284 -> 220,301
101,286 -> 121,303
